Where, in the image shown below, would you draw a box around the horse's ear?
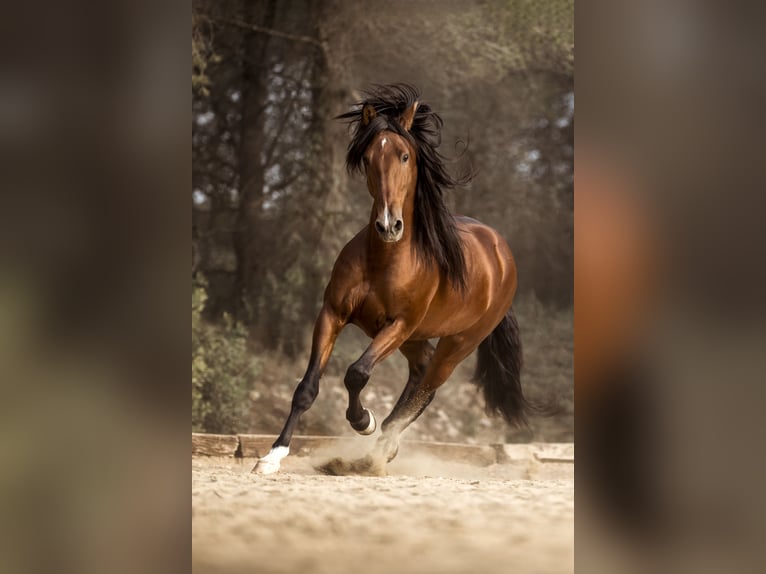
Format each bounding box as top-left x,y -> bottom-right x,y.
400,101 -> 419,131
362,103 -> 376,127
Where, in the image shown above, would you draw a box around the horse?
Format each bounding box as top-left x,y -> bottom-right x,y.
254,83 -> 538,475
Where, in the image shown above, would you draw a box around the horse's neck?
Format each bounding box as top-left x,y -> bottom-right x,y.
366,225 -> 414,262
365,220 -> 417,277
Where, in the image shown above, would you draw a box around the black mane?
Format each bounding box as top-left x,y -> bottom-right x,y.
336,83 -> 468,294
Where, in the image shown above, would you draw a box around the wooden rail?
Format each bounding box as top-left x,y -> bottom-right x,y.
192,433 -> 573,465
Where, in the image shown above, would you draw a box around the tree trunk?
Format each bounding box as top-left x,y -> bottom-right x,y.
235,0 -> 278,329
284,2 -> 355,356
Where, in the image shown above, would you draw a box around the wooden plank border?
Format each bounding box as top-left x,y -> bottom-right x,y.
191,433 -> 240,457
192,433 -> 574,466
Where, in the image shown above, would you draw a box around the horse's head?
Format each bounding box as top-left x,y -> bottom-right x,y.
361,101 -> 419,243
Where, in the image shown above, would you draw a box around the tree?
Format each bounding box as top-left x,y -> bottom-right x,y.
192,0 -> 574,355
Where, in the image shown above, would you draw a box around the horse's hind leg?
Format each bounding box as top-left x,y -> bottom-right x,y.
375,333 -> 481,462
388,339 -> 435,432
360,339 -> 433,461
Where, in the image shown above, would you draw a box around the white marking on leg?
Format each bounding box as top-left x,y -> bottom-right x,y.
358,408 -> 377,436
253,445 -> 289,475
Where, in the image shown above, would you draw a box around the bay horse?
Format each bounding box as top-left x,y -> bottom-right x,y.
254,84 -> 537,475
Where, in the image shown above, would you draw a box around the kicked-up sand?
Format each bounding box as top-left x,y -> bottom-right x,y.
192,444 -> 573,574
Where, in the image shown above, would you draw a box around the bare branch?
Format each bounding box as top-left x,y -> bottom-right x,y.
211,16 -> 325,51
269,170 -> 303,194
262,61 -> 312,168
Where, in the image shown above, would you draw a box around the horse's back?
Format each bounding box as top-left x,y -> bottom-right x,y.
409,216 -> 516,338
455,216 -> 516,297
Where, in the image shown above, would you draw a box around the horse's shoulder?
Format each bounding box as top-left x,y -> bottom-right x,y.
324,227 -> 369,317
334,227 -> 367,274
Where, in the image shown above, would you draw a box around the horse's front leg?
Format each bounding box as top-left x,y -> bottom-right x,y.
252,304 -> 344,474
344,318 -> 412,435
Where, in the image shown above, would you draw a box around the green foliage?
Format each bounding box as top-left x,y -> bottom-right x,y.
192,283 -> 258,433
192,13 -> 219,97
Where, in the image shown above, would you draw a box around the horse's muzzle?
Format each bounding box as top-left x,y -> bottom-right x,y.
374,218 -> 404,242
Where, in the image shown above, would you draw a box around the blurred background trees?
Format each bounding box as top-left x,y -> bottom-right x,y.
192,0 -> 573,440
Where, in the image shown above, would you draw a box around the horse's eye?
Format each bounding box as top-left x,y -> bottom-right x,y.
363,157 -> 370,168
402,153 -> 409,163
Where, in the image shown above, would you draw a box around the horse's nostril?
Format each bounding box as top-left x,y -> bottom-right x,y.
393,219 -> 403,232
375,221 -> 386,234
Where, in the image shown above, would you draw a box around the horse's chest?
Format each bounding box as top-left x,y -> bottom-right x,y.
353,286 -> 414,335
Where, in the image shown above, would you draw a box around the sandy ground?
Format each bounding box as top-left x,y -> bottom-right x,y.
192,446 -> 573,574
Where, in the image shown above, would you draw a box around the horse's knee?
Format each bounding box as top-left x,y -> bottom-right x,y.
344,362 -> 370,392
408,361 -> 427,381
406,343 -> 434,379
292,378 -> 318,412
420,344 -> 435,367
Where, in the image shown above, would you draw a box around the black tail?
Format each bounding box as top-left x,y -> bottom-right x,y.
473,308 -> 544,427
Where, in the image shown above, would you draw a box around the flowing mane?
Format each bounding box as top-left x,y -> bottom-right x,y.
336,84 -> 468,294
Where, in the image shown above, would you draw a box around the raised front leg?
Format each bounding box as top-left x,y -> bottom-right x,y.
344,318 -> 413,435
252,304 -> 344,474
319,334 -> 475,476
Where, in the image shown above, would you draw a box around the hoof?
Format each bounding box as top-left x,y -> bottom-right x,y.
252,446 -> 289,475
252,458 -> 280,475
373,435 -> 400,463
315,454 -> 386,477
351,408 -> 377,436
